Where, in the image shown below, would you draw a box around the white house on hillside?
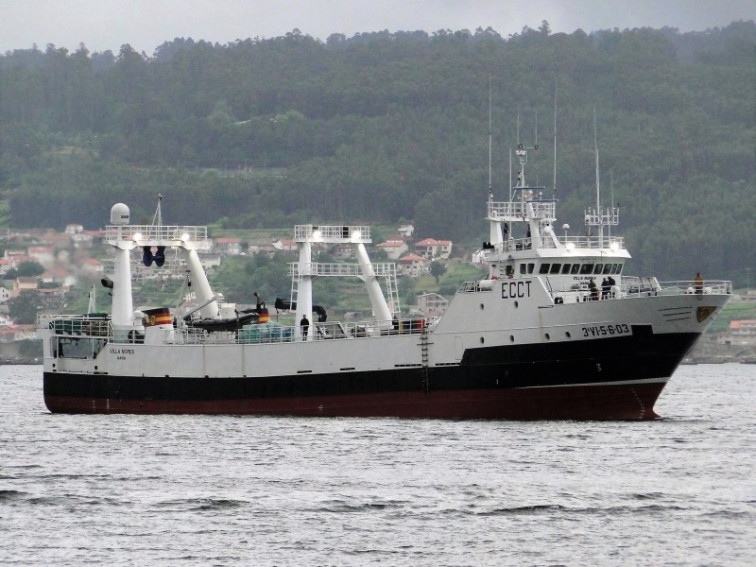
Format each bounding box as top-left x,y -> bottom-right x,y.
415,238 -> 453,260
398,253 -> 428,277
214,237 -> 242,256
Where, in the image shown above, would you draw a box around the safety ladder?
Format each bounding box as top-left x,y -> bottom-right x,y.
420,328 -> 430,393
289,270 -> 302,313
378,263 -> 400,317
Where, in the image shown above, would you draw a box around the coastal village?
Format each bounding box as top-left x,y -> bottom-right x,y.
0,220 -> 754,364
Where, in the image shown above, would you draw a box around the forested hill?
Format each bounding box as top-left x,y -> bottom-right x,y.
0,22 -> 754,283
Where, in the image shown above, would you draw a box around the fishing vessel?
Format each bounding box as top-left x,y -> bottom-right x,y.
38,147 -> 731,418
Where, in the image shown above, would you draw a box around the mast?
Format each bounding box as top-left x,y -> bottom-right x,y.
593,107 -> 603,246
553,80 -> 558,197
488,77 -> 493,201
583,108 -> 620,247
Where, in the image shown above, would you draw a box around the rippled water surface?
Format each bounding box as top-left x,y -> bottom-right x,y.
1,364 -> 754,566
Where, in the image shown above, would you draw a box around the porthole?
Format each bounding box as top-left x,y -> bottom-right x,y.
510,335 -> 515,342
480,303 -> 485,310
514,301 -> 519,308
566,331 -> 571,338
480,337 -> 485,344
545,333 -> 550,340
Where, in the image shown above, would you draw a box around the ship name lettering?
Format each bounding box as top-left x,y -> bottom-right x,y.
581,323 -> 630,337
109,347 -> 135,356
501,280 -> 531,299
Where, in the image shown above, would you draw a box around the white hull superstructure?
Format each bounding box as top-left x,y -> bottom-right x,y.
38,149 -> 731,418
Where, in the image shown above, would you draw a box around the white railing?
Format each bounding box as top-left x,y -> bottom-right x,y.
484,234 -> 626,254
105,224 -> 209,243
290,262 -> 397,277
558,235 -> 625,250
584,206 -> 620,227
655,279 -> 732,295
488,200 -> 556,221
457,277 -> 732,300
38,313 -> 428,346
294,224 -> 372,242
457,280 -> 496,293
38,313 -> 111,336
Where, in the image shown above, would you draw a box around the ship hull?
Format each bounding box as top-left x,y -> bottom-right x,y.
42,330 -> 698,419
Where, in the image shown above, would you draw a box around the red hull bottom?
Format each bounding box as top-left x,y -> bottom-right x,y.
45,381 -> 666,420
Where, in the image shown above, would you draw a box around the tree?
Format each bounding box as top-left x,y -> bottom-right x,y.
7,291 -> 43,324
5,261 -> 45,280
430,261 -> 447,284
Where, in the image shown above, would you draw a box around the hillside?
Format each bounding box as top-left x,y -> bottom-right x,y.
0,21 -> 754,285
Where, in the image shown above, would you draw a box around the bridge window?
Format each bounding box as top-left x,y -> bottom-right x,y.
580,264 -> 594,275
603,264 -> 613,274
539,264 -> 550,274
593,264 -> 603,274
570,264 -> 581,274
561,264 -> 572,274
549,264 -> 561,274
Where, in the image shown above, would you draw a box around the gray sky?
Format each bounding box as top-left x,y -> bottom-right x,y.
1,0 -> 753,55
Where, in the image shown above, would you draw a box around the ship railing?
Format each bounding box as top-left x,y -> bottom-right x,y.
290,262 -> 397,277
487,200 -> 556,221
618,278 -> 730,298
556,235 -> 625,250
104,224 -> 210,248
485,235 -> 625,254
548,277 -> 658,300
37,313 -> 112,337
546,277 -> 732,302
654,279 -> 732,296
496,237 -> 535,252
457,280 -> 496,293
145,317 -> 430,346
294,224 -> 372,243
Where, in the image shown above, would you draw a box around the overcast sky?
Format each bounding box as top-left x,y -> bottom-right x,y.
1,0 -> 753,55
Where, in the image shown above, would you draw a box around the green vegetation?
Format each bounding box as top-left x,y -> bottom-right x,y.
0,22 -> 754,288
709,299 -> 756,332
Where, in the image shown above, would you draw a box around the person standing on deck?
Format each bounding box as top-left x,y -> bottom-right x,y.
601,277 -> 611,300
589,278 -> 599,301
694,272 -> 704,295
300,315 -> 310,340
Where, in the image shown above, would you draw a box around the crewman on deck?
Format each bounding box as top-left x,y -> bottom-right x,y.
589,278 -> 599,301
694,272 -> 704,295
300,315 -> 310,340
601,278 -> 611,300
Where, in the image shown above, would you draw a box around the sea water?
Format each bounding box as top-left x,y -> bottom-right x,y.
1,364 -> 754,566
